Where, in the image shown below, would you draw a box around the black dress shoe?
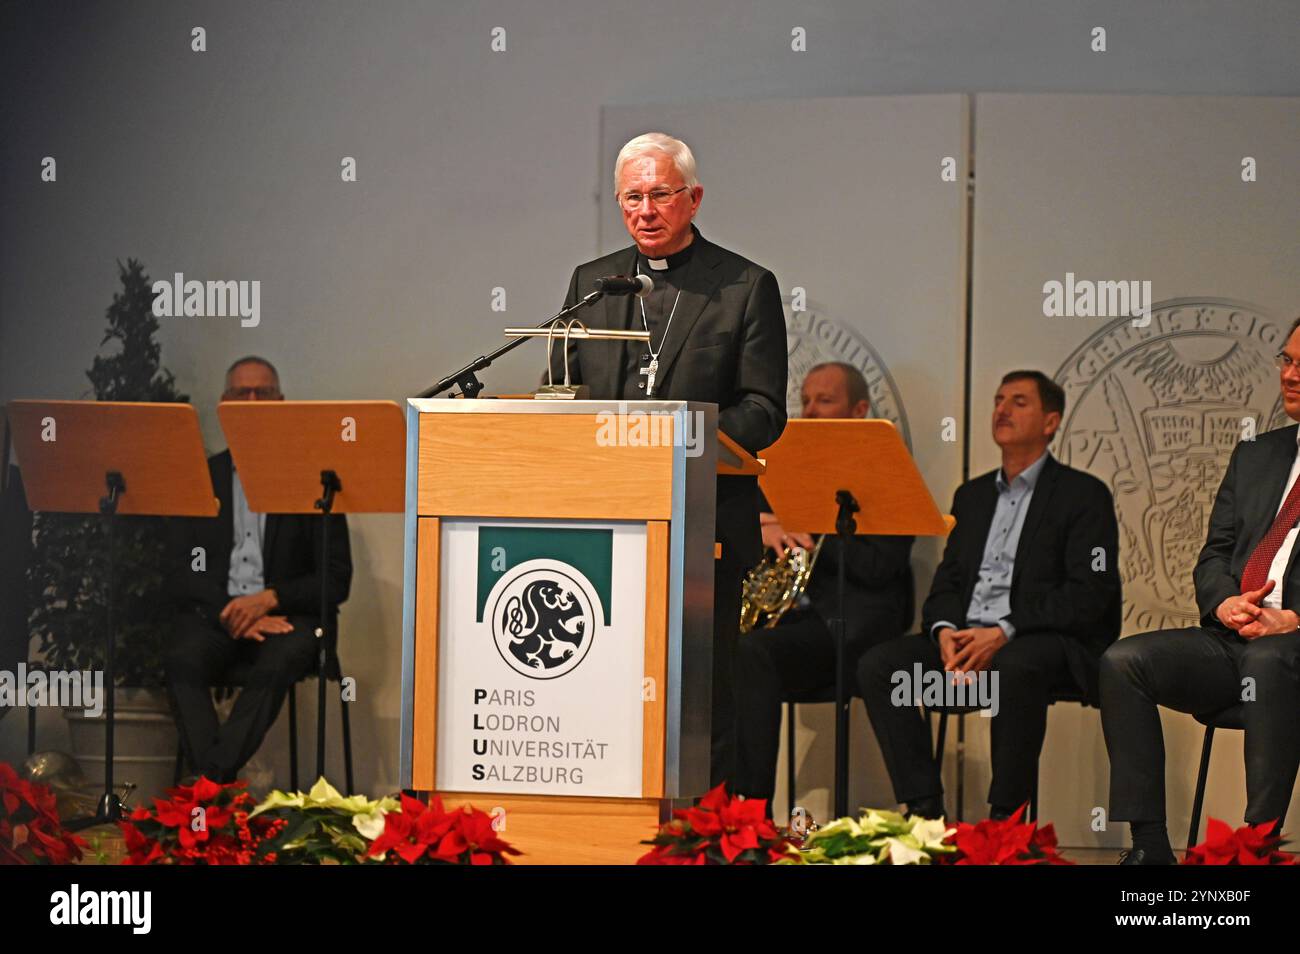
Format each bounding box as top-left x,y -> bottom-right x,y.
906,797 -> 945,820
1118,847 -> 1177,865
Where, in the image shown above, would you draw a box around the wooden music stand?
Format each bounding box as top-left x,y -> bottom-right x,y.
217,399 -> 405,786
757,418 -> 953,818
5,400 -> 216,826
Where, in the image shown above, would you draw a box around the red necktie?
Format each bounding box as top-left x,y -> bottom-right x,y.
1240,475 -> 1300,594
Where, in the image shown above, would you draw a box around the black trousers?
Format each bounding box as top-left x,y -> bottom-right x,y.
733,608 -> 899,802
1101,626 -> 1300,825
710,559 -> 746,788
165,610 -> 318,783
858,631 -> 1083,809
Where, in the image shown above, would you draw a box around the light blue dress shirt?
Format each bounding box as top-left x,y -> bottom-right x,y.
227,468 -> 268,597
932,451 -> 1050,641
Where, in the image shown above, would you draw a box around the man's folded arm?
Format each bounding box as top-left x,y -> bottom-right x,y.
1000,480 -> 1121,639
164,516 -> 226,623
1194,443 -> 1243,628
269,514 -> 354,615
922,488 -> 970,638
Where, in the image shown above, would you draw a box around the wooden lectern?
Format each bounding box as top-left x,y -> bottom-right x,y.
400,398 -> 736,864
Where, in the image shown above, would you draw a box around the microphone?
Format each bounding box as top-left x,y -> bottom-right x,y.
594,274 -> 654,298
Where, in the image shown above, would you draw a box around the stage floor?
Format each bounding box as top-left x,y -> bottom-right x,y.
72,821 -> 1296,866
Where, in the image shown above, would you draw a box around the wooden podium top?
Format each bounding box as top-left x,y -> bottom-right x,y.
406,398 -> 728,521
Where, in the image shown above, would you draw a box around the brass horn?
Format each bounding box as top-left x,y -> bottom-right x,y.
739,536 -> 824,633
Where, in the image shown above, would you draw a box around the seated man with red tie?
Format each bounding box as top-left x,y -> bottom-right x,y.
1102,316 -> 1300,864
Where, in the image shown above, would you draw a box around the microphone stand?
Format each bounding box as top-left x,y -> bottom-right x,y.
415,292 -> 603,399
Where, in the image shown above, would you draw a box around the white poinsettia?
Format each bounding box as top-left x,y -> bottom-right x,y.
251,776 -> 399,818
352,808 -> 389,840
909,816 -> 956,849
885,837 -> 930,866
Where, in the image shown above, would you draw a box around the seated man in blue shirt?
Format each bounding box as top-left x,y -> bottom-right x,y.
859,371 -> 1121,820
165,357 -> 352,783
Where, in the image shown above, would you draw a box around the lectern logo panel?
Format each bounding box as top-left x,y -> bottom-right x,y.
489,562 -> 600,680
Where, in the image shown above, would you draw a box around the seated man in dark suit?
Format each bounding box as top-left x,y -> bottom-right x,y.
733,363 -> 913,805
860,370 -> 1121,820
1102,317 -> 1300,864
165,356 -> 352,782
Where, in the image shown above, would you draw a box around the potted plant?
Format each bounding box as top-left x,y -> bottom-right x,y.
27,259 -> 189,804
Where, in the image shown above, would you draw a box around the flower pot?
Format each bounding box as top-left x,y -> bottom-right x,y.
64,687 -> 178,807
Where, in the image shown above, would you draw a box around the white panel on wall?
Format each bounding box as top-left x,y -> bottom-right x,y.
602,96 -> 970,822
972,94 -> 1300,846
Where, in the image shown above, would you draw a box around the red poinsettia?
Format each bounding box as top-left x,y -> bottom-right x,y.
366,793 -> 519,865
118,776 -> 286,865
941,804 -> 1071,866
1183,818 -> 1297,866
0,761 -> 85,865
638,783 -> 800,865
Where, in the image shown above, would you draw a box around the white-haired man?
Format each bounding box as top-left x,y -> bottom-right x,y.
550,132 -> 788,787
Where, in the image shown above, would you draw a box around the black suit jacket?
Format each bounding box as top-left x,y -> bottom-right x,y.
921,454 -> 1122,698
1195,423 -> 1300,628
550,228 -> 788,567
166,451 -> 353,630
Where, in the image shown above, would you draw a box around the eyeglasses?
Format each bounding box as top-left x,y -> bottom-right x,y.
1274,353 -> 1300,371
617,185 -> 690,211
223,386 -> 282,400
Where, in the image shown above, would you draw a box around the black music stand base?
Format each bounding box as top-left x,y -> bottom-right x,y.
831,488 -> 859,820
66,471 -> 127,831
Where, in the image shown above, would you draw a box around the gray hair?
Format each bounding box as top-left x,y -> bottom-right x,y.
225,355 -> 280,389
614,132 -> 699,191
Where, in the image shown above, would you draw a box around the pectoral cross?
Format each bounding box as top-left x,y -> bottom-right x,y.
639,357 -> 659,398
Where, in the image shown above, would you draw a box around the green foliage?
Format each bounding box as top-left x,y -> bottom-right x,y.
28,259 -> 189,687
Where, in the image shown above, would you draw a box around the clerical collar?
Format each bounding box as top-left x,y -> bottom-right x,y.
642,240 -> 695,272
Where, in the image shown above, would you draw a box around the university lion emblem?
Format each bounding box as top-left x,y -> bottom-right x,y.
783,297 -> 911,448
490,563 -> 598,679
1054,300 -> 1289,634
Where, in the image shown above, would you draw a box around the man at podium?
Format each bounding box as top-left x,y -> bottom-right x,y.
164,357 -> 353,782
549,132 -> 788,785
859,371 -> 1121,821
733,363 -> 914,804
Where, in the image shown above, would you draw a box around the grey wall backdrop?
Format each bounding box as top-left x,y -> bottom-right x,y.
2,1 -> 1298,845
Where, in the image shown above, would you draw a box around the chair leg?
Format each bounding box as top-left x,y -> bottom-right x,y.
288,683 -> 299,792
956,713 -> 966,822
785,702 -> 796,822
1188,726 -> 1215,850
1029,771 -> 1039,825
340,682 -> 354,796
